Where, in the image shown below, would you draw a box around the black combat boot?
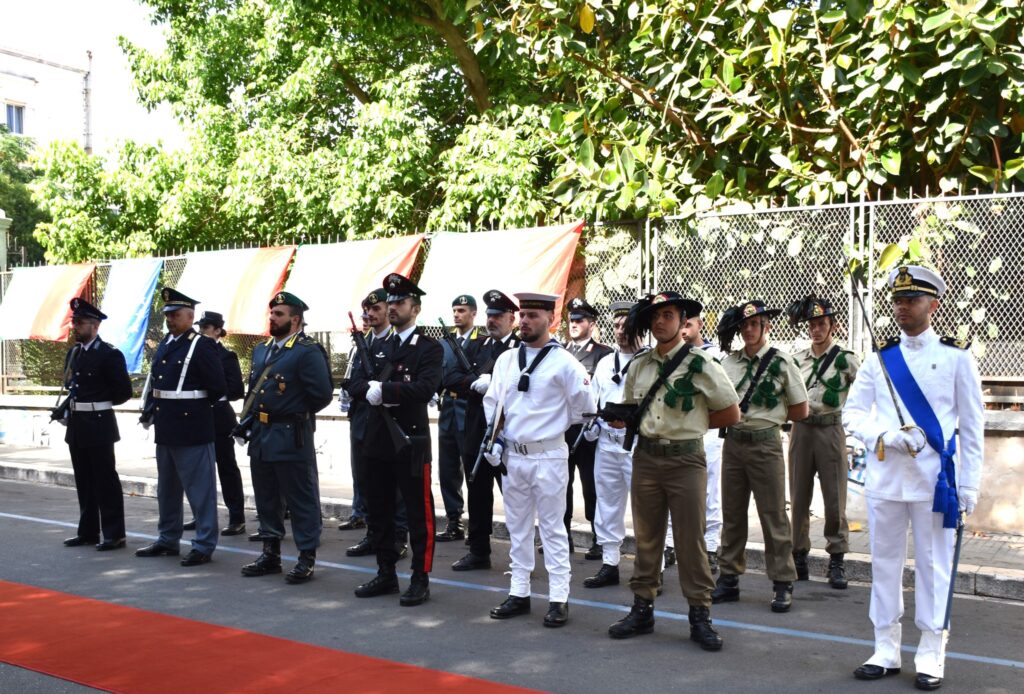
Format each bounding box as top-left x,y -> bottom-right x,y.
608,595 -> 655,639
400,571 -> 430,606
793,550 -> 809,581
583,563 -> 620,588
241,538 -> 282,577
688,606 -> 723,651
355,570 -> 400,598
827,553 -> 848,589
711,573 -> 739,604
435,516 -> 465,542
771,581 -> 793,612
285,549 -> 316,584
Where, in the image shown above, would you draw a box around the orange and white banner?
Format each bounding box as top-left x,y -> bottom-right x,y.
175,247 -> 297,335
283,235 -> 424,332
417,222 -> 584,325
0,264 -> 97,341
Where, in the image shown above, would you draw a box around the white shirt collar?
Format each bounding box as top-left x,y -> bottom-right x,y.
901,327 -> 938,351
395,324 -> 417,345
372,326 -> 392,340
79,336 -> 98,351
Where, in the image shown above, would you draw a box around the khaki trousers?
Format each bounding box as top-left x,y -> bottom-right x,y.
720,432 -> 797,582
629,448 -> 715,607
788,421 -> 849,555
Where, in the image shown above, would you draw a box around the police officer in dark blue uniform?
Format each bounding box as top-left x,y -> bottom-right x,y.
195,311 -> 247,536
136,288 -> 227,566
435,293 -> 480,542
352,273 -> 443,607
239,292 -> 334,584
58,297 -> 133,551
451,289 -> 520,571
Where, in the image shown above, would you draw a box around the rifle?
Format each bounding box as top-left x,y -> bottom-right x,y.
138,369 -> 155,426
572,402 -> 641,454
50,383 -> 72,424
348,312 -> 411,453
469,377 -> 510,482
437,319 -> 479,377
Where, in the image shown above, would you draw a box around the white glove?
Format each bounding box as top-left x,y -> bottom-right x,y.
471,374 -> 491,395
881,429 -> 920,454
366,381 -> 383,406
483,441 -> 504,467
959,487 -> 978,515
583,421 -> 601,442
233,435 -> 247,447
140,421 -> 152,431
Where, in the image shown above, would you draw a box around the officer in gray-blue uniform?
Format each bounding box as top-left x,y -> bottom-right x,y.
239,291 -> 334,584
136,287 -> 227,567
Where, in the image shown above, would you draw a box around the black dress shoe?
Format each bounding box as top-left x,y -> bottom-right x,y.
355,572 -> 400,598
182,518 -> 197,531
435,517 -> 465,542
711,574 -> 739,603
914,673 -> 942,691
220,522 -> 246,536
609,595 -> 655,639
241,539 -> 282,576
853,664 -> 901,680
399,572 -> 430,606
285,550 -> 316,584
664,546 -> 677,568
64,536 -> 98,547
583,563 -> 620,588
248,531 -> 264,542
543,602 -> 569,628
771,581 -> 793,613
337,516 -> 366,531
452,552 -> 491,571
490,595 -> 531,619
346,536 -> 374,557
180,549 -> 212,566
584,542 -> 602,560
96,538 -> 126,551
136,542 -> 180,557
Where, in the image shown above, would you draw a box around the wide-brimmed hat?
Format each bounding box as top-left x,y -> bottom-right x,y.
716,300 -> 781,335
625,291 -> 703,344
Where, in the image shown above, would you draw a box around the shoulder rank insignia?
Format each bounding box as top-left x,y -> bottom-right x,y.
187,332 -> 196,341
940,336 -> 971,350
411,334 -> 420,346
876,336 -> 900,351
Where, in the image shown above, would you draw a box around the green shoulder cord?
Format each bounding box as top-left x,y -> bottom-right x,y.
663,353 -> 704,412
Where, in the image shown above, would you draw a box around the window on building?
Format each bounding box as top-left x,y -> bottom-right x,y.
5,104 -> 25,134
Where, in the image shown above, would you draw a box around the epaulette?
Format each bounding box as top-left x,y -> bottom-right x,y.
187,332 -> 196,341
940,336 -> 971,350
296,334 -> 321,347
876,336 -> 900,351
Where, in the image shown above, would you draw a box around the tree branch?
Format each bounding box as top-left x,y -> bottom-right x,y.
410,1 -> 491,113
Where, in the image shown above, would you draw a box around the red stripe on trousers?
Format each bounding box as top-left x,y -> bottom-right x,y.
422,463 -> 434,573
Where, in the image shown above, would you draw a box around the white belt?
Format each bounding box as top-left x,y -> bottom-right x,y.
70,401 -> 113,412
153,389 -> 208,400
505,436 -> 565,456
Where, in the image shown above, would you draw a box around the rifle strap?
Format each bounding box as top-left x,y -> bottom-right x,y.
738,347 -> 779,413
633,345 -> 692,427
807,344 -> 841,389
175,334 -> 203,393
238,356 -> 277,422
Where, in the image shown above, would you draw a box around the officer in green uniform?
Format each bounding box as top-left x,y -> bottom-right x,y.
239,292 -> 334,584
786,294 -> 860,589
607,292 -> 740,651
713,300 -> 808,613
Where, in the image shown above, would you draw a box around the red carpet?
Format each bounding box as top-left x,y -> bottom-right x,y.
0,580 -> 538,693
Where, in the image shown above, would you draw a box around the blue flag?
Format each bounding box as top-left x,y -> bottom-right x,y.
100,258 -> 163,373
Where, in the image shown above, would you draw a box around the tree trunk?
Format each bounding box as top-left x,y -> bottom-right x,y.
411,0 -> 491,113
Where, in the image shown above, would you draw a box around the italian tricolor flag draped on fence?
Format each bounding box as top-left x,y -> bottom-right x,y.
0,264 -> 96,341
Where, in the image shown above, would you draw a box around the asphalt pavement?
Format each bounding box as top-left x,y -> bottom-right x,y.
0,480 -> 1021,693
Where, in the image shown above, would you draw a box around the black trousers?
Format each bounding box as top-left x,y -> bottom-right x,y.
462,427 -> 502,557
250,456 -> 322,551
69,443 -> 125,541
366,453 -> 435,575
213,433 -> 245,524
565,426 -> 598,535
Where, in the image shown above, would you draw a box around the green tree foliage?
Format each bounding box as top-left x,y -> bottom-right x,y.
0,128 -> 48,264
27,0 -> 1024,262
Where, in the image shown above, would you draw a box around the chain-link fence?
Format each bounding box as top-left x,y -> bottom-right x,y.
1,194 -> 1021,392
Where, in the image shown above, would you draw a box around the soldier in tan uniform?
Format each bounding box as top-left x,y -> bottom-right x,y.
606,292 -> 740,651
786,295 -> 860,589
712,300 -> 808,613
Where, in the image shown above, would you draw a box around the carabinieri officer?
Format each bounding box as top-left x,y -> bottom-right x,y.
240,292 -> 334,584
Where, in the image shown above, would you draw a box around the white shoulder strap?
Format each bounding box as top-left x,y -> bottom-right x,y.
176,335 -> 203,393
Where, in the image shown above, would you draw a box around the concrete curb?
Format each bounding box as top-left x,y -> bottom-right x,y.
3,461 -> 1021,602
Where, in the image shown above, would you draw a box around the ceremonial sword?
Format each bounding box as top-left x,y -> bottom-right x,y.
839,248 -> 925,459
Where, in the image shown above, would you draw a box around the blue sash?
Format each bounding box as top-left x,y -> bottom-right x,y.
879,344 -> 959,528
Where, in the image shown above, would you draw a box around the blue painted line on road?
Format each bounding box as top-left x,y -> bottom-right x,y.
3,510 -> 1022,670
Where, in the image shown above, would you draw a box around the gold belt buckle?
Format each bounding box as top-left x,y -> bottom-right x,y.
258,412 -> 269,424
